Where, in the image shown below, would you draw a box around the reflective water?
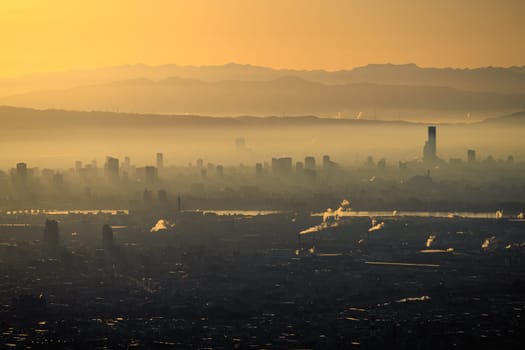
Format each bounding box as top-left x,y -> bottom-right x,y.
313,211 -> 503,219
185,210 -> 287,216
2,209 -> 129,215
0,208 -> 514,219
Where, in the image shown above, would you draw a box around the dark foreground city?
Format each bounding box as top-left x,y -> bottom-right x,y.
1,209 -> 524,349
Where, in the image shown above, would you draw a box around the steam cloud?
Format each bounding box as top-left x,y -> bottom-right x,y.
368,218 -> 385,232
150,219 -> 175,232
299,199 -> 351,235
426,234 -> 436,248
482,236 -> 496,250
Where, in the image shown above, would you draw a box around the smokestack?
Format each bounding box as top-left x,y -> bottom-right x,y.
177,196 -> 182,212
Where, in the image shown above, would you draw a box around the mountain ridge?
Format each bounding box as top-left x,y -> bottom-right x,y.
0,105 -> 521,128
1,62 -> 525,97
2,76 -> 524,121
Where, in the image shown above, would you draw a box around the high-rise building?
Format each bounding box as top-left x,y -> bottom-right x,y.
322,155 -> 337,170
16,162 -> 28,185
104,157 -> 119,182
122,156 -> 131,174
255,163 -> 263,177
467,149 -> 476,163
304,156 -> 316,170
423,126 -> 437,162
156,153 -> 164,171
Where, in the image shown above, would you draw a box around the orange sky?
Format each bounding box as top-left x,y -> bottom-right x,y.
1,0 -> 524,76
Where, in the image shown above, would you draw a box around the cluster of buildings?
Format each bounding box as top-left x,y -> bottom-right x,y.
423,125 -> 478,164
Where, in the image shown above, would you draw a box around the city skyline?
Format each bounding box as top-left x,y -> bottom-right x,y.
1,2 -> 524,348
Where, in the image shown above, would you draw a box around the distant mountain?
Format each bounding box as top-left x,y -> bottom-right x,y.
1,63 -> 525,97
482,110 -> 525,124
2,76 -> 524,121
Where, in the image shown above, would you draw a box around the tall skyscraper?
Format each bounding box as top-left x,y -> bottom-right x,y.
304,156 -> 316,170
16,162 -> 28,185
122,156 -> 131,174
423,126 -> 437,162
255,163 -> 263,177
104,156 -> 119,182
323,155 -> 334,170
156,153 -> 164,171
467,149 -> 476,163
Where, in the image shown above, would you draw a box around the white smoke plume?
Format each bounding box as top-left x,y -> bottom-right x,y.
368,220 -> 385,232
299,199 -> 351,235
323,208 -> 333,222
396,295 -> 430,303
150,219 -> 175,232
482,236 -> 496,250
335,199 -> 352,219
426,234 -> 436,248
299,221 -> 339,235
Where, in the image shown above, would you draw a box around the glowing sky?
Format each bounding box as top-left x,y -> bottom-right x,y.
1,0 -> 524,76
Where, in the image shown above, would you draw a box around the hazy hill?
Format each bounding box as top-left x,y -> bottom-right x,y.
1,105 -> 524,169
0,105 -> 416,130
2,76 -> 524,121
483,110 -> 525,124
1,63 -> 525,97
